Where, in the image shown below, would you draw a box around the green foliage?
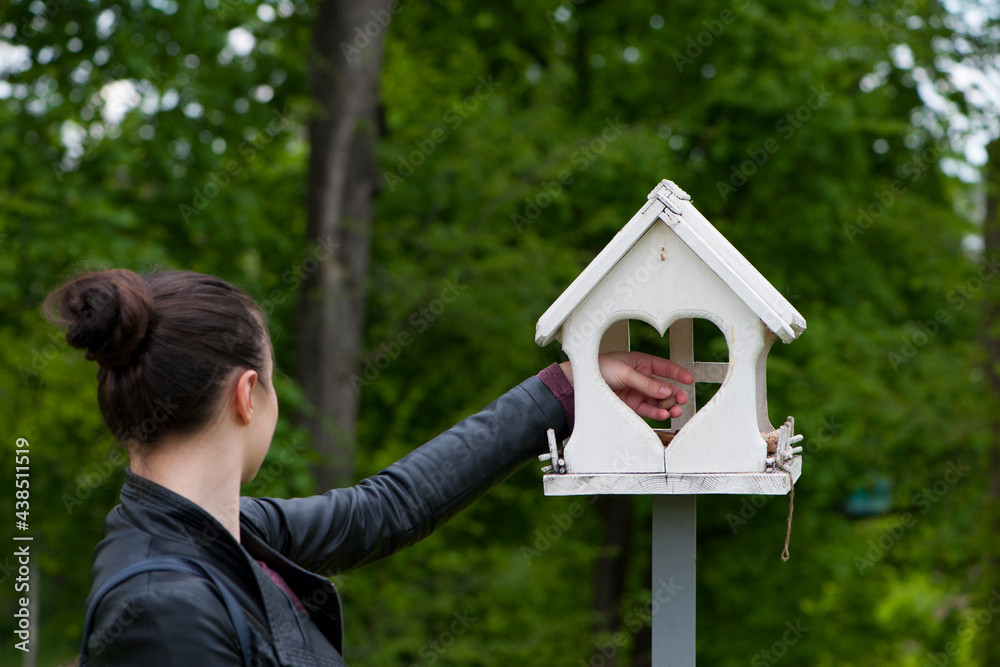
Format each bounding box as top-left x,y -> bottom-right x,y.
0,0 -> 994,665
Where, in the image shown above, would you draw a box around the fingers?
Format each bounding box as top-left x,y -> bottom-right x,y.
598,351 -> 693,422
618,364 -> 673,400
618,365 -> 689,404
634,398 -> 684,421
656,383 -> 688,406
634,402 -> 670,421
609,350 -> 694,385
657,393 -> 686,418
641,352 -> 695,385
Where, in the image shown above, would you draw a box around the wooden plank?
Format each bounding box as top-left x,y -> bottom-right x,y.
669,318 -> 696,429
755,331 -> 777,433
542,458 -> 802,496
692,361 -> 728,384
652,495 -> 696,667
535,198 -> 665,346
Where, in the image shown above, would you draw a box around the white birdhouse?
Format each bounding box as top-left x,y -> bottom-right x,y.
536,180 -> 807,497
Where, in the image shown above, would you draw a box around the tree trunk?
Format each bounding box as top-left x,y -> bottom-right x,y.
979,140 -> 1000,665
589,496 -> 633,667
296,0 -> 389,489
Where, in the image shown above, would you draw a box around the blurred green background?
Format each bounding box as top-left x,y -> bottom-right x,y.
2,0 -> 999,665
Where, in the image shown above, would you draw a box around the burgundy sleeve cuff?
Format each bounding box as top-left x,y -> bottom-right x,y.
536,363 -> 574,434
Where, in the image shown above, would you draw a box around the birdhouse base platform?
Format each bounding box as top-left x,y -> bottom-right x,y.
542,456 -> 801,496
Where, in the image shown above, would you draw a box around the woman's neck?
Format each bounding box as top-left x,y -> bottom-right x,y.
129,429 -> 245,542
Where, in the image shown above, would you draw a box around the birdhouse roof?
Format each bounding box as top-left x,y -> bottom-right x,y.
536,180 -> 807,346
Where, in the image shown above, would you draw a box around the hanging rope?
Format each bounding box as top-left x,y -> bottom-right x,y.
780,472 -> 795,561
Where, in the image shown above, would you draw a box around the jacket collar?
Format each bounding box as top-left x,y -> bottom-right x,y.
118,467 -> 252,571
118,470 -> 346,661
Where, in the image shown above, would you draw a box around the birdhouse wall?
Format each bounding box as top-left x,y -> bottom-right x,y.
559,221 -> 769,474
755,330 -> 778,435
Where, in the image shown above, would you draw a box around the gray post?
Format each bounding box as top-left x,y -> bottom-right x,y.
652,318 -> 697,666
652,495 -> 696,666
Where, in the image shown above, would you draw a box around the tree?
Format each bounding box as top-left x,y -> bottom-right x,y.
294,0 -> 392,490
910,4 -> 1000,660
979,139 -> 1000,667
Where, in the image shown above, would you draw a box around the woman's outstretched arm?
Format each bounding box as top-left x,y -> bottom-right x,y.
240,352 -> 692,577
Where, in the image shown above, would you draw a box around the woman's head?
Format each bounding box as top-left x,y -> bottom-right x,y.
44,268 -> 274,449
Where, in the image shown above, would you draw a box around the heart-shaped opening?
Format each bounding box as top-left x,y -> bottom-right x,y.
598,317 -> 731,446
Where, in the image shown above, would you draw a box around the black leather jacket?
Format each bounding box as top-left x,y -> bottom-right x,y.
83,376 -> 568,666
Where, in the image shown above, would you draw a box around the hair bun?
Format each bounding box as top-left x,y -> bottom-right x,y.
46,269 -> 156,369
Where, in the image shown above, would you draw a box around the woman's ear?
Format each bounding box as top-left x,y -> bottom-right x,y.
233,368 -> 259,425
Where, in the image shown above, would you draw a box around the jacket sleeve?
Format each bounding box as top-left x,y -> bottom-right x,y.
240,376 -> 569,576
87,575 -> 245,666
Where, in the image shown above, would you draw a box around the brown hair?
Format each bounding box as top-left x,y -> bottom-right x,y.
44,268 -> 270,447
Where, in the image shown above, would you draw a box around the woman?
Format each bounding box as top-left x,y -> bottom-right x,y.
45,268 -> 693,666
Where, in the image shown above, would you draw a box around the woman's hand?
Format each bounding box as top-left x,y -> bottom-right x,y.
559,351 -> 694,421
